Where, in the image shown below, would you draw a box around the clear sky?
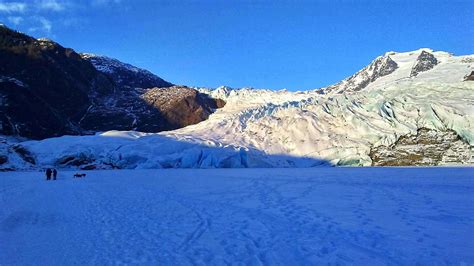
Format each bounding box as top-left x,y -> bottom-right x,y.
1,0 -> 473,90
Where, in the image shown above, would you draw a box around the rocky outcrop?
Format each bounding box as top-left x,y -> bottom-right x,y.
464,71 -> 474,81
79,85 -> 225,133
0,25 -> 225,139
142,86 -> 225,128
369,128 -> 472,166
410,51 -> 438,77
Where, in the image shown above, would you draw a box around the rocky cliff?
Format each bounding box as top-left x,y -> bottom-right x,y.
369,128 -> 473,166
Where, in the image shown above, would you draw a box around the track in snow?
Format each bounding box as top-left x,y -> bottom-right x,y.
1,167 -> 473,265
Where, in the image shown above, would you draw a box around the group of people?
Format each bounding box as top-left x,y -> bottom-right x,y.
45,168 -> 58,180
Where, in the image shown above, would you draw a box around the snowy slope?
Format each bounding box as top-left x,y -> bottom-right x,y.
1,168 -> 474,264
81,53 -> 144,74
3,49 -> 473,169
80,53 -> 173,88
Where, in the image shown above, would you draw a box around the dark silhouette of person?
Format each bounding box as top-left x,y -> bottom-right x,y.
45,168 -> 52,180
52,169 -> 57,180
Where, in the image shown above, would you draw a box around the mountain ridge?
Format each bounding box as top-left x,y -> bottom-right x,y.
0,25 -> 224,140
80,53 -> 173,89
1,46 -> 472,169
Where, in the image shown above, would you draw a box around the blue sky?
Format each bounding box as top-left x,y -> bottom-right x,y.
1,0 -> 473,90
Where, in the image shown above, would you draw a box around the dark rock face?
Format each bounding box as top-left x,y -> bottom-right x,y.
369,128 -> 472,166
0,26 -> 114,139
374,56 -> 399,77
0,155 -> 7,165
464,71 -> 474,81
410,51 -> 438,77
0,25 -> 225,139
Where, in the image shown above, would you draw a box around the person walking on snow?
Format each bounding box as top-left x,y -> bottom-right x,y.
45,168 -> 52,181
52,169 -> 57,180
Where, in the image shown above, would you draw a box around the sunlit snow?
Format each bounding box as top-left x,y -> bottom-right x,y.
1,168 -> 473,264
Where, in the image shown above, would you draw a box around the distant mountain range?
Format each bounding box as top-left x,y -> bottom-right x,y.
0,25 -> 224,140
0,24 -> 473,169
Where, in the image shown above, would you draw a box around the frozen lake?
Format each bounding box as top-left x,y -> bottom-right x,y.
1,167 -> 473,265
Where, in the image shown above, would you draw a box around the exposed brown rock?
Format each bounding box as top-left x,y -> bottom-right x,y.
369,128 -> 472,166
142,86 -> 225,128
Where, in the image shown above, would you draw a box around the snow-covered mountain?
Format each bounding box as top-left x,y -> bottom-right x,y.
0,25 -> 224,140
1,48 -> 473,169
80,53 -> 173,89
323,53 -> 399,94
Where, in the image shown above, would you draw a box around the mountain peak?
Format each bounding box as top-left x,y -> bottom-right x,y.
323,53 -> 398,94
320,48 -> 462,94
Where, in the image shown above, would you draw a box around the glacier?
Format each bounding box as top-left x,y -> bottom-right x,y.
1,48 -> 473,169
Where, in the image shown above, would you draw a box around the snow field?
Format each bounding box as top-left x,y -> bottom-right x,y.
1,167 -> 473,265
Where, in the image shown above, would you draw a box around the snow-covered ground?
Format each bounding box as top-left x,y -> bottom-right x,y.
1,167 -> 473,265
